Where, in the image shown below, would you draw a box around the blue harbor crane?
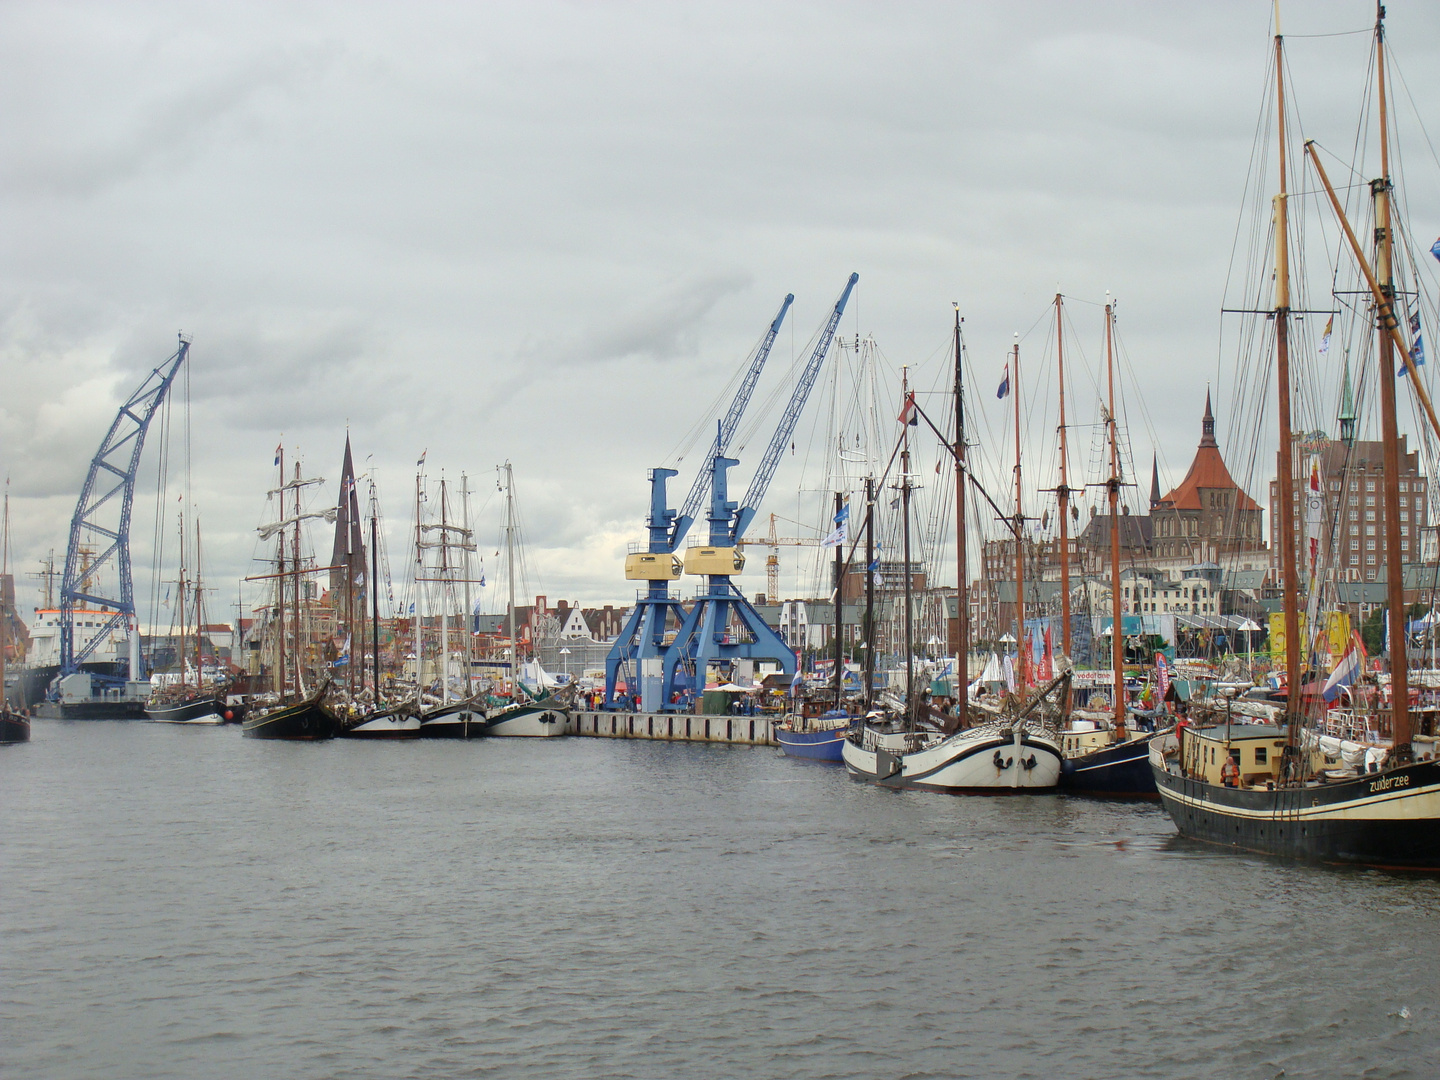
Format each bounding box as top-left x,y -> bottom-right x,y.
604,294 -> 793,711
58,336 -> 189,688
659,273 -> 857,708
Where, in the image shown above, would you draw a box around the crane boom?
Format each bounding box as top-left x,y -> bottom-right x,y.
732,272 -> 857,541
669,293 -> 793,549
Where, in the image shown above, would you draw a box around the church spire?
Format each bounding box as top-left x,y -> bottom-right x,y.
1200,389 -> 1217,448
1339,354 -> 1357,447
1149,454 -> 1161,509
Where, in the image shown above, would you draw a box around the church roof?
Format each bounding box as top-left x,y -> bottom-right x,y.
1157,392 -> 1261,513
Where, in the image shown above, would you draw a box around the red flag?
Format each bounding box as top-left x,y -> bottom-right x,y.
897,392 -> 918,426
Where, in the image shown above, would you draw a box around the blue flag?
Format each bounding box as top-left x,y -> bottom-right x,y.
834,503 -> 850,525
1402,311 -> 1426,376
1431,236 -> 1440,263
996,362 -> 1010,400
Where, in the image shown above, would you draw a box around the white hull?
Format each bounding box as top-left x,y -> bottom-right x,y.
150,711 -> 223,725
843,723 -> 1062,792
485,703 -> 566,737
342,713 -> 422,739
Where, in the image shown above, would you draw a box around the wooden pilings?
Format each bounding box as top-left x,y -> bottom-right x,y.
569,711 -> 778,747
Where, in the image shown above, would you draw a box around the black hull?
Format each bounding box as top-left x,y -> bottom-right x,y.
34,699 -> 149,720
14,662 -> 129,708
0,711 -> 30,743
145,696 -> 225,723
1060,736 -> 1160,799
242,698 -> 339,740
1152,757 -> 1440,870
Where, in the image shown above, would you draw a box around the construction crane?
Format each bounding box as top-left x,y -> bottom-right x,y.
660,273 -> 857,705
737,513 -> 824,604
604,295 -> 793,711
59,335 -> 189,681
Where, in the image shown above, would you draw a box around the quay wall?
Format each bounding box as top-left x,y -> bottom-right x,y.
570,711 -> 778,747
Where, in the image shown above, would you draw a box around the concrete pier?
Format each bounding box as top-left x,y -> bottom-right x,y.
570,711 -> 778,747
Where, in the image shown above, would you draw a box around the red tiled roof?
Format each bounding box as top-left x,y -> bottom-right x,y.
1158,393 -> 1261,512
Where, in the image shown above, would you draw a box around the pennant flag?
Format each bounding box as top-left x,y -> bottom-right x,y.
417,449 -> 428,467
820,518 -> 848,548
1318,314 -> 1333,354
1402,312 -> 1425,376
274,444 -> 282,467
1322,639 -> 1364,702
897,392 -> 918,426
996,362 -> 1011,400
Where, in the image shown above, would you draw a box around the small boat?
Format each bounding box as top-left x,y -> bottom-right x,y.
146,693 -> 225,725
0,705 -> 29,744
417,695 -> 486,739
243,685 -> 340,740
481,695 -> 568,737
1059,721 -> 1163,799
844,673 -> 1068,793
776,709 -> 849,761
340,701 -> 420,739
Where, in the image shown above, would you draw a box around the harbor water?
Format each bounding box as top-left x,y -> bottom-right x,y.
3,722 -> 1439,1079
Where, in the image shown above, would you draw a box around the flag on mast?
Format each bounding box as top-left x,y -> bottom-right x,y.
996,362 -> 1010,400
1318,314 -> 1333,354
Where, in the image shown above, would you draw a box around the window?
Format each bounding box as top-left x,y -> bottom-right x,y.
1401,497 -> 1410,507
1331,482 -> 1342,492
1255,746 -> 1268,764
1350,510 -> 1359,522
1402,512 -> 1410,522
1367,539 -> 1377,550
1366,496 -> 1377,507
1367,481 -> 1377,492
1351,539 -> 1360,550
1367,554 -> 1377,564
1400,482 -> 1409,492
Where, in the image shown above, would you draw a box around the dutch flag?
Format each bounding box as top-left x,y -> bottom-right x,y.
1321,641 -> 1363,703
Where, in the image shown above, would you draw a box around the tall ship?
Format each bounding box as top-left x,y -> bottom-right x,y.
242,445 -> 341,740
1149,6 -> 1440,868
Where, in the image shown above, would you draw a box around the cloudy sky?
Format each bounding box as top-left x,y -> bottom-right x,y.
2,0 -> 1438,624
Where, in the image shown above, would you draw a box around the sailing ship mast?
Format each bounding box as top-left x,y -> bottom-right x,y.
1054,294 -> 1073,664
462,474 -> 473,702
900,370 -> 916,727
1270,10 -> 1303,755
194,519 -> 204,688
953,306 -> 969,720
864,475 -> 875,713
504,461 -> 517,695
414,466 -> 424,698
1011,339 -> 1026,689
832,490 -> 844,710
1103,302 -> 1125,734
440,476 -> 450,706
1372,4 -> 1410,754
275,448 -> 287,696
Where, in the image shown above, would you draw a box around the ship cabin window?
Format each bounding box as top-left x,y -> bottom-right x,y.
1254,747 -> 1268,764
1228,749 -> 1241,765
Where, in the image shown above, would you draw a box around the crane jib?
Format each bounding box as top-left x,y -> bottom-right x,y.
733,272 -> 858,541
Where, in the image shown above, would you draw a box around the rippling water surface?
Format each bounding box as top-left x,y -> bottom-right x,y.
4,721 -> 1440,1078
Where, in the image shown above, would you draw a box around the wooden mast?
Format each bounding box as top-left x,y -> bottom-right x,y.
864,475 -> 875,713
1012,339 -> 1026,689
901,369 -> 916,726
1055,294 -> 1073,663
414,467 -> 424,699
1,483 -> 8,711
462,473 -> 473,703
291,460 -> 303,695
178,510 -> 187,692
440,476 -> 450,706
1103,303 -> 1125,732
1271,9 -> 1303,748
371,508 -> 381,703
954,305 -> 969,720
275,447 -> 286,696
194,519 -> 204,690
833,490 -> 844,711
1373,3 -> 1410,752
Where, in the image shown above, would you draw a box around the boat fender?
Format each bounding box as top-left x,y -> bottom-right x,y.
223,710 -> 233,721
993,750 -> 1013,770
